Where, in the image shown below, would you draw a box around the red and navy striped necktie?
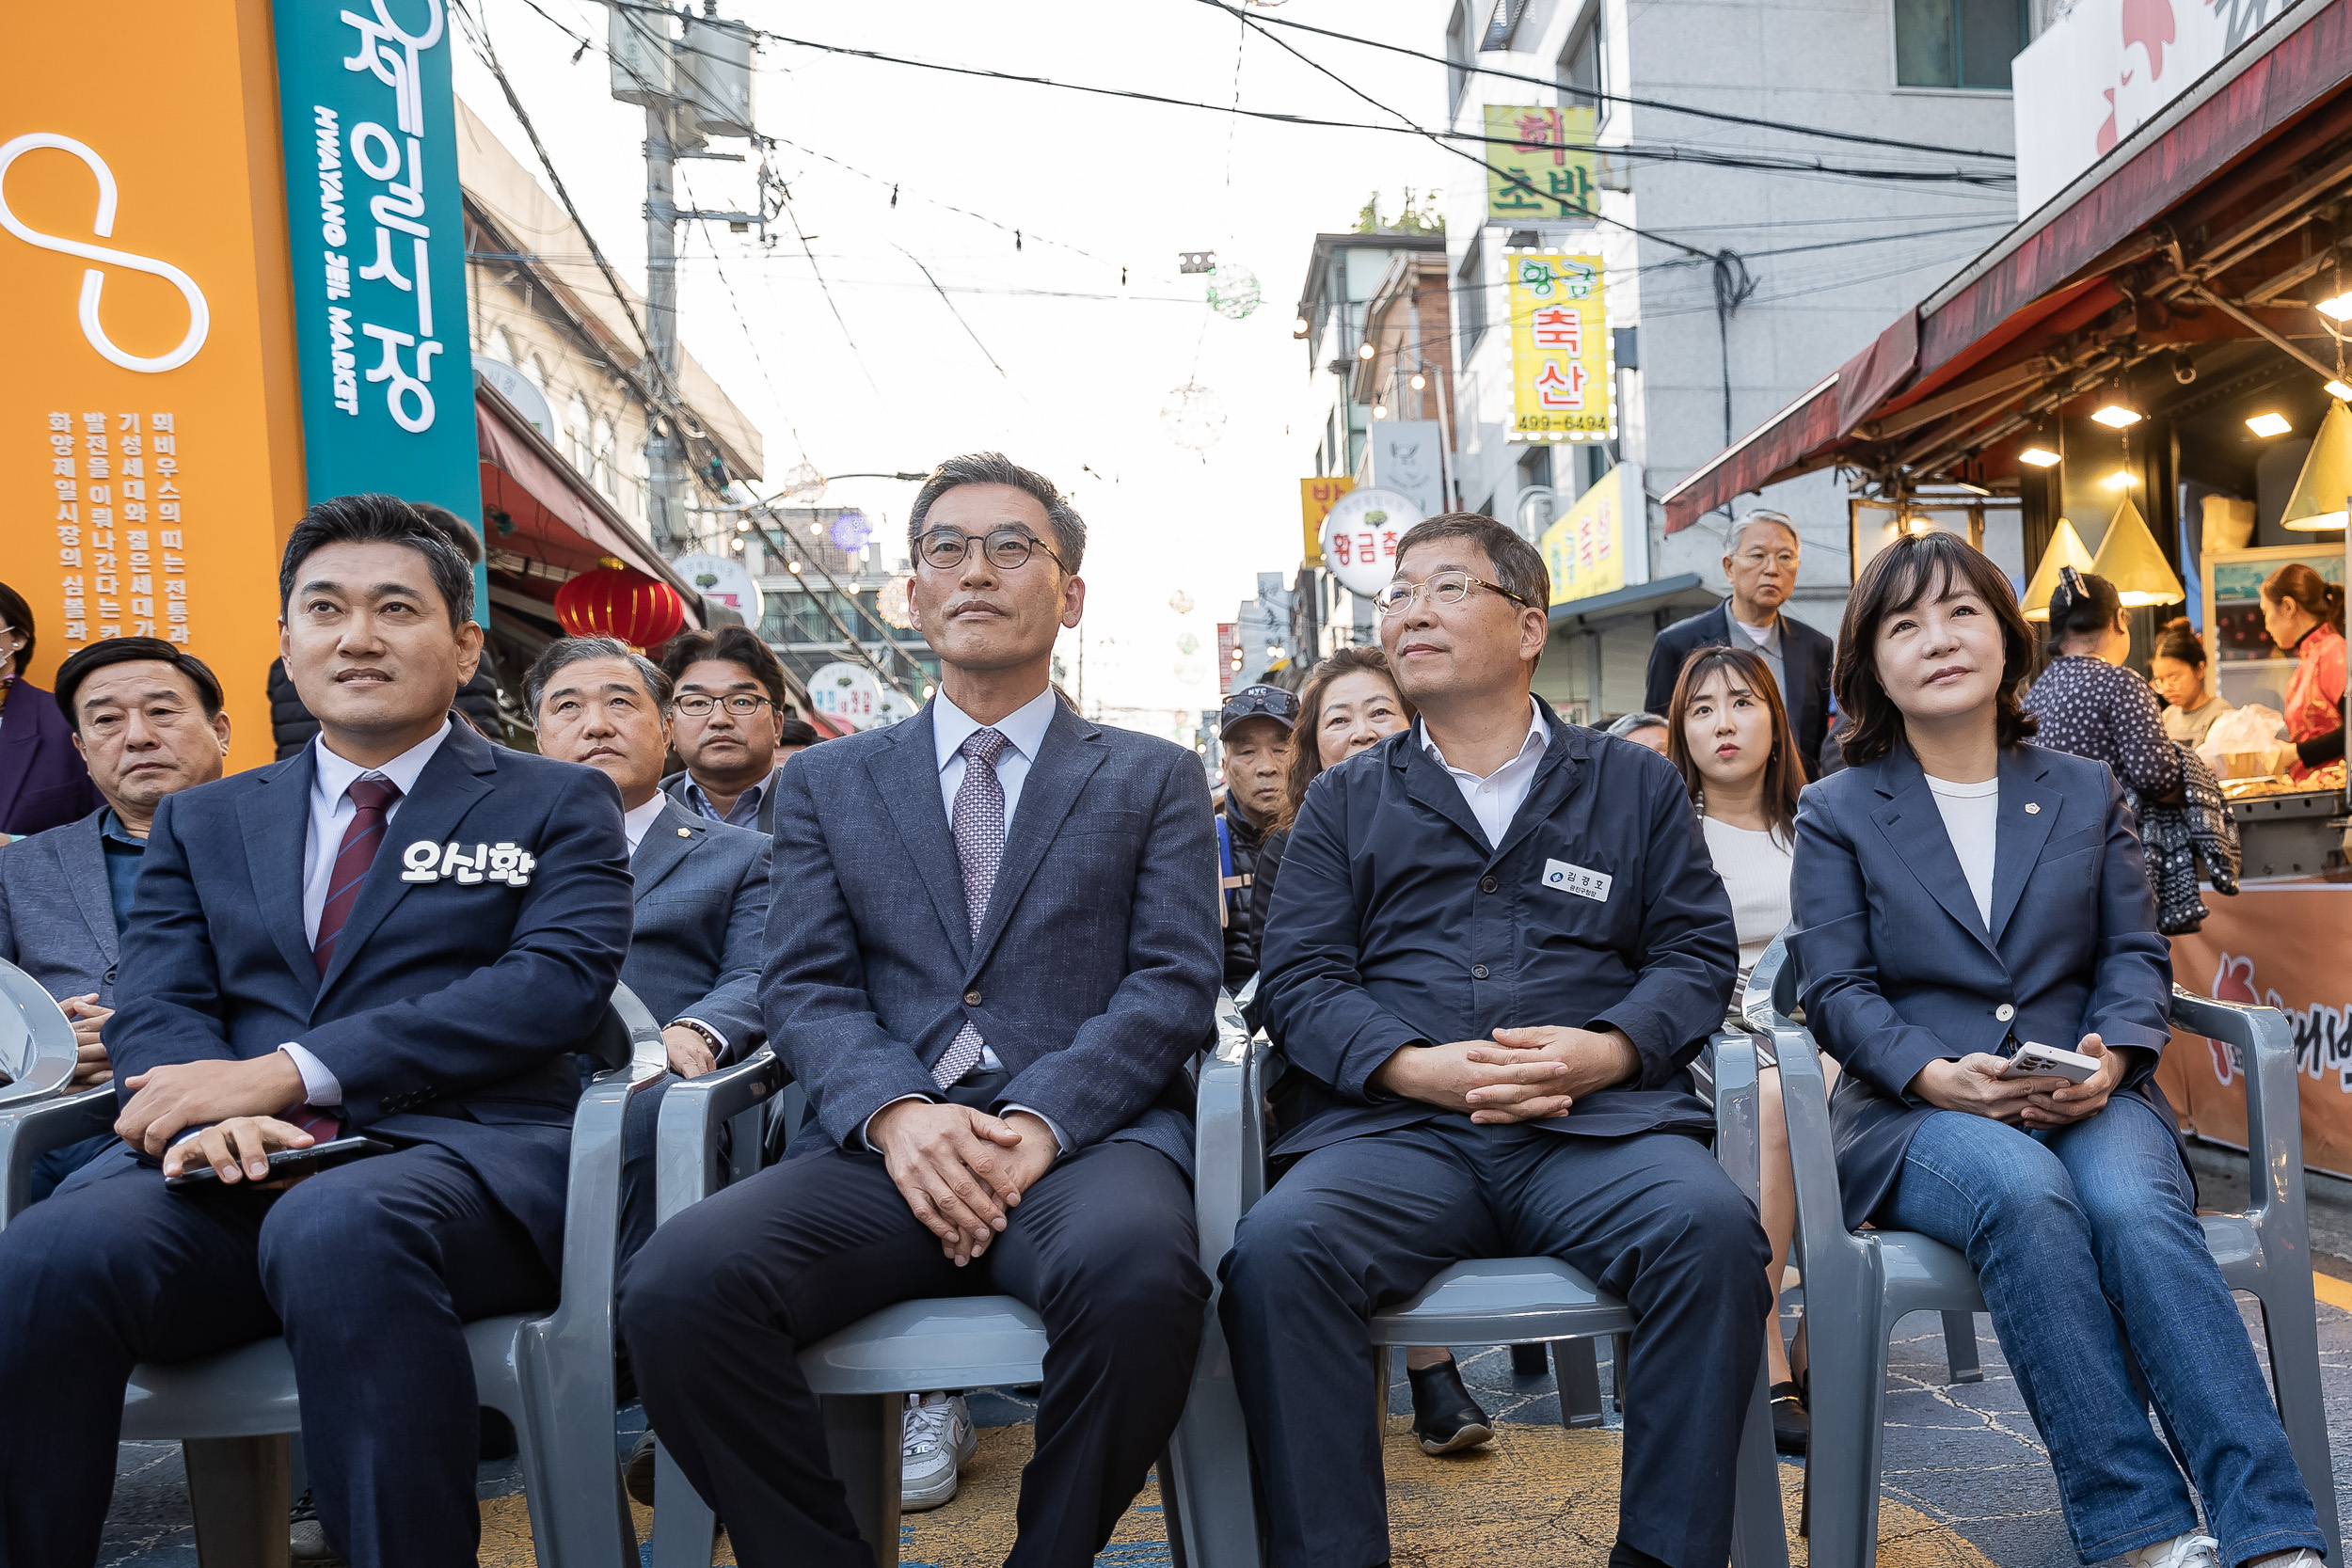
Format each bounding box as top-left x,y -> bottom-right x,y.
312,777 -> 401,976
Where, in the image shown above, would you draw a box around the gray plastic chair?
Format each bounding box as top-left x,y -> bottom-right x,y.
1745,935 -> 2344,1568
0,982 -> 671,1568
0,956 -> 80,1115
643,994 -> 1257,1568
1183,1025 -> 1790,1568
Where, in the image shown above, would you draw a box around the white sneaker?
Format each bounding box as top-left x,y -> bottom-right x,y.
2123,1534 -> 2221,1568
899,1391 -> 977,1512
2246,1553 -> 2325,1568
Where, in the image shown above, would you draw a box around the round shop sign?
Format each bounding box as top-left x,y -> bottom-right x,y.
1318,487 -> 1424,599
806,660 -> 882,730
668,551 -> 766,626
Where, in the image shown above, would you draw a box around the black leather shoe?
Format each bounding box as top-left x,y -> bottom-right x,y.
625,1430 -> 660,1506
1407,1358 -> 1495,1455
1770,1380 -> 1809,1455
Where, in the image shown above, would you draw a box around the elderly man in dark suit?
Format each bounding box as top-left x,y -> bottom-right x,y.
1228,512 -> 1768,1568
0,496 -> 634,1568
623,452 -> 1220,1567
1643,510 -> 1835,776
0,637 -> 231,1195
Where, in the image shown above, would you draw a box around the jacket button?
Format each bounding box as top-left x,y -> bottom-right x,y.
103,965 -> 118,985
1471,964 -> 1490,980
1994,1004 -> 2015,1022
964,989 -> 984,1006
1479,876 -> 1499,894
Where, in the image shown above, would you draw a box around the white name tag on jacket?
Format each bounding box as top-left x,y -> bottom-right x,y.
401,840 -> 535,887
1541,858 -> 1612,902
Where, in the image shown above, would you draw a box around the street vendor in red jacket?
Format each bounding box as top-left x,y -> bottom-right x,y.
2261,562 -> 2346,783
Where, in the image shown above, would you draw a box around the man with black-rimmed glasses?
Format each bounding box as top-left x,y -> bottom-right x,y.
660,626 -> 796,834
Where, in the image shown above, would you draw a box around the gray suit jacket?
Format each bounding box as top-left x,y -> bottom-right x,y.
623,799 -> 771,1059
763,699 -> 1220,1174
0,807 -> 119,1005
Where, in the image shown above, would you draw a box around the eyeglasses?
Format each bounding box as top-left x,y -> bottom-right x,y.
1374,570 -> 1536,618
673,693 -> 773,718
915,528 -> 1066,573
1734,548 -> 1798,569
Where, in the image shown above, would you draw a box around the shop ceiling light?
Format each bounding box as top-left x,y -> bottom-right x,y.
2090,402 -> 2142,428
2318,292 -> 2352,321
2091,496 -> 2185,605
2328,379 -> 2352,402
2102,470 -> 2135,489
2281,399 -> 2352,531
2021,518 -> 2096,622
2246,412 -> 2293,437
2017,442 -> 2061,467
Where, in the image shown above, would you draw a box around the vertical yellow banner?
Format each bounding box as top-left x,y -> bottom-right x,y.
1540,463 -> 1635,605
1508,252 -> 1613,443
1484,106 -> 1599,221
1299,476 -> 1354,567
1,0 -> 308,775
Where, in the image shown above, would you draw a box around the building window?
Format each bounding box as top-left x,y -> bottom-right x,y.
483,326 -> 515,366
1446,2 -> 1473,116
1458,235 -> 1488,358
592,416 -> 616,497
1894,0 -> 2026,89
565,393 -> 593,473
1559,8 -> 1604,117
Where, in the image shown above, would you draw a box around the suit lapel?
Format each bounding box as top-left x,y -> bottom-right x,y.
868,706 -> 971,969
59,814 -> 120,965
1397,731 -> 1494,851
1989,747 -> 2060,945
1866,749 -> 1998,958
968,705 -> 1106,976
315,724 -> 496,1002
239,748 -> 325,984
629,800 -> 703,899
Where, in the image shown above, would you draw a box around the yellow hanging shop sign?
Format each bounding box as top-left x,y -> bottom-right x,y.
1507,251 -> 1613,443
1484,105 -> 1598,221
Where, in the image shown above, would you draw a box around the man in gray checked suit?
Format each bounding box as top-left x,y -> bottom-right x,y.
526,636 -> 770,1267
623,453 -> 1221,1568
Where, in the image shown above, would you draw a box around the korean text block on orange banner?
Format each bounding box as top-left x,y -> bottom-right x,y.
1507,251 -> 1613,444
1299,476 -> 1353,567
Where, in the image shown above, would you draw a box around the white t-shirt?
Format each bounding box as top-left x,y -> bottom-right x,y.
1701,816 -> 1793,990
1923,772 -> 1999,930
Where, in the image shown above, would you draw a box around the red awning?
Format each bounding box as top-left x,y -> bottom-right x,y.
804,709 -> 853,739
474,383 -> 704,612
1661,0 -> 2352,532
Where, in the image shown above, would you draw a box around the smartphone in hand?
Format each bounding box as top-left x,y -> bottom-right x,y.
1997,1042 -> 2099,1085
165,1134 -> 396,1190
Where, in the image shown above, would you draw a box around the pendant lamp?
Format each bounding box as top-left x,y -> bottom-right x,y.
2089,496 -> 2185,607
2280,398 -> 2352,531
2021,517 -> 2095,621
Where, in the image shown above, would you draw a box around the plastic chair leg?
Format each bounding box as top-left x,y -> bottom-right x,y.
1940,1310 -> 1983,1385
1372,1344 -> 1390,1428
2255,1291 -> 2346,1564
822,1392 -> 903,1568
184,1434 -> 292,1568
1553,1339 -> 1607,1430
1613,1332 -> 1632,1412
1729,1360 -> 1790,1568
1163,1312 -> 1263,1568
648,1438 -> 719,1567
1804,1299 -> 1895,1568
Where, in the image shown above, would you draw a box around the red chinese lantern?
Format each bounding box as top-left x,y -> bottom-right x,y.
553,557 -> 687,651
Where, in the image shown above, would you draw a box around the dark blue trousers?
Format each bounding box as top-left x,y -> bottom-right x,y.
0,1141 -> 553,1568
1220,1117 -> 1771,1568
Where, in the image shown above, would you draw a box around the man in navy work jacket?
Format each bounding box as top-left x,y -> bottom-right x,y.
0,495 -> 634,1568
1227,512 -> 1769,1568
623,452 -> 1219,1567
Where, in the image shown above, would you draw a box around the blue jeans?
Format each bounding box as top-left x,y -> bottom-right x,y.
1887,1096 -> 2323,1567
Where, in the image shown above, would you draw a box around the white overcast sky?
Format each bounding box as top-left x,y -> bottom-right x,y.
453,0 -> 1455,736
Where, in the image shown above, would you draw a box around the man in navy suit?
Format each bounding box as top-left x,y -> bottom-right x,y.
1227,513 -> 1769,1568
623,453 -> 1220,1566
1644,511 -> 1835,776
0,495 -> 634,1568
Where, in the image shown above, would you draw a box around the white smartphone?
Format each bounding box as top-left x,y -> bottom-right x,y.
1999,1041 -> 2100,1085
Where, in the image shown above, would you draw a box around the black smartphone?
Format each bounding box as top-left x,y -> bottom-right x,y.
165,1134 -> 395,1190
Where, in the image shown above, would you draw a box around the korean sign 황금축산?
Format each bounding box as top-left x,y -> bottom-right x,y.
1484,105 -> 1598,221
1508,251 -> 1613,443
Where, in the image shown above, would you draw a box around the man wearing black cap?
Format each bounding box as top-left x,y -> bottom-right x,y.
1216,683 -> 1295,988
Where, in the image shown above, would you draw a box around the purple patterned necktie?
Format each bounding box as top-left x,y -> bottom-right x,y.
934,727 -> 1009,1087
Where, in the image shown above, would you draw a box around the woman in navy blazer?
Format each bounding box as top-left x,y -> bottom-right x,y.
1788,532 -> 2324,1568
0,584 -> 102,841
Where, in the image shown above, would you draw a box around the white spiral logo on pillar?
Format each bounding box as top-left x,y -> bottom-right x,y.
0,133 -> 211,374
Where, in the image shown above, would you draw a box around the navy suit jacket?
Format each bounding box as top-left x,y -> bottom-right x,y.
762,699 -> 1220,1174
622,797 -> 769,1057
1258,711 -> 1740,1161
1788,743 -> 2176,1230
0,807 -> 118,1005
103,719 -> 634,1268
0,681 -> 102,839
1643,603 -> 1836,778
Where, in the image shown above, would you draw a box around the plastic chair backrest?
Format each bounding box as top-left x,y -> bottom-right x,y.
0,959 -> 78,1101
586,983 -> 664,1074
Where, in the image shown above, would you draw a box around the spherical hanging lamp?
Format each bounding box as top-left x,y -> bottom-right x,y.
554,556 -> 688,650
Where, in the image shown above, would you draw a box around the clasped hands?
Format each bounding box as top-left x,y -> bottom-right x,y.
868,1099 -> 1060,1266
115,1053 -> 317,1185
1374,1024 -> 1642,1123
1910,1034 -> 2128,1129
58,993 -> 113,1089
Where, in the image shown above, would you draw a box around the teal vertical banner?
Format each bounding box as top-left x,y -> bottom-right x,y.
273,0 -> 488,625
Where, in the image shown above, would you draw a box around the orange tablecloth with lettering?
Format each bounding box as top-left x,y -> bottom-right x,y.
2160,879 -> 2352,1178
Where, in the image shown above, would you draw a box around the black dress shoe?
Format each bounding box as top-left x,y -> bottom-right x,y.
625,1430 -> 660,1506
1770,1380 -> 1809,1455
1407,1359 -> 1495,1455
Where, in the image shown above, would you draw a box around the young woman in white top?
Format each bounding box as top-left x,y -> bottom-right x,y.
1663,642 -> 1824,1454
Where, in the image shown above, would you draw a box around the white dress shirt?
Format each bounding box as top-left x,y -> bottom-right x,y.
622,792 -> 670,853
283,721 -> 454,1105
1419,698 -> 1551,847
